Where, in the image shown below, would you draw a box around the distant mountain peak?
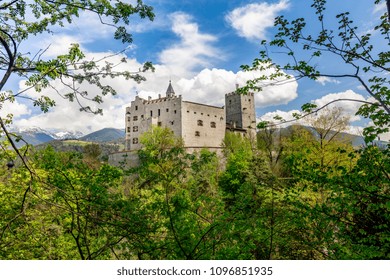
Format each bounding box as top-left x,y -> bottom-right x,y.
15,127 -> 84,140
79,128 -> 125,142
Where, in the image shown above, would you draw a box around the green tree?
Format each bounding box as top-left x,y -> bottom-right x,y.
121,126 -> 224,259
0,2 -> 155,253
240,0 -> 389,259
218,133 -> 289,259
0,145 -> 158,259
0,0 -> 155,159
241,0 -> 389,142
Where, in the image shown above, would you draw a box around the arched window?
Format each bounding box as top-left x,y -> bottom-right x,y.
197,120 -> 203,126
210,122 -> 216,128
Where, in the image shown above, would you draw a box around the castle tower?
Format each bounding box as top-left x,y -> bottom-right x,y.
225,85 -> 256,137
166,80 -> 175,98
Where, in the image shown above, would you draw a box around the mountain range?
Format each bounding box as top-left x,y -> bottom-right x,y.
9,127 -> 125,147
6,126 -> 387,149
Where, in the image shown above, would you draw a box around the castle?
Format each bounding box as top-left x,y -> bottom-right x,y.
125,81 -> 256,151
109,81 -> 256,165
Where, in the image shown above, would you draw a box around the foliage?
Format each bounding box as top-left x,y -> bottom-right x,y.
121,127 -> 225,259
1,1 -> 389,260
0,3 -> 155,241
0,0 -> 155,116
239,1 -> 390,259
240,0 -> 389,142
1,118 -> 389,259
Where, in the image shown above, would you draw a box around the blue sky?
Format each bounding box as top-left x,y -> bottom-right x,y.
2,0 -> 388,140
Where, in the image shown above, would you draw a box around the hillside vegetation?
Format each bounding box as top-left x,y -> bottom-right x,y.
1,124 -> 388,260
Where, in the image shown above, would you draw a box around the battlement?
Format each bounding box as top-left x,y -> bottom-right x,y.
225,91 -> 254,97
144,95 -> 181,105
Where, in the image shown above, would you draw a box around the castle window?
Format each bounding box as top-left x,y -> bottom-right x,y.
158,122 -> 162,127
132,138 -> 138,144
210,122 -> 216,128
166,108 -> 169,112
133,126 -> 138,132
158,109 -> 161,116
174,110 -> 177,114
127,117 -> 131,122
248,99 -> 251,102
194,112 -> 197,114
197,120 -> 203,126
141,115 -> 144,119
150,110 -> 153,117
187,110 -> 190,113
127,127 -> 131,132
201,113 -> 203,115
195,131 -> 200,137
133,116 -> 138,121
135,105 -> 138,110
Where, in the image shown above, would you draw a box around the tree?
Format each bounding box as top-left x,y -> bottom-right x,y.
0,146 -> 126,259
241,0 -> 389,143
122,126 -> 224,260
0,0 -> 155,159
240,2 -> 390,258
0,1 -> 155,242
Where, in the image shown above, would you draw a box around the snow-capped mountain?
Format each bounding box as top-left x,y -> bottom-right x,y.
17,127 -> 84,140
7,126 -> 124,148
53,130 -> 84,140
5,127 -> 85,147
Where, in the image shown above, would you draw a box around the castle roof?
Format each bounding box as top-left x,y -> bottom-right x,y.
166,80 -> 175,96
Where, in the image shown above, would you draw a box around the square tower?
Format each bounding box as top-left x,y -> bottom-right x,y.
225,89 -> 256,134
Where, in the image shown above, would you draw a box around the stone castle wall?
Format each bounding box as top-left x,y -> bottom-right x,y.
114,82 -> 257,167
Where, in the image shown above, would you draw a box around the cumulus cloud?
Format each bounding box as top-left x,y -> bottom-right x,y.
173,67 -> 298,108
14,53 -> 145,134
158,12 -> 221,77
311,89 -> 367,122
257,89 -> 381,138
0,99 -> 31,119
315,76 -> 341,86
226,0 -> 290,41
258,109 -> 301,127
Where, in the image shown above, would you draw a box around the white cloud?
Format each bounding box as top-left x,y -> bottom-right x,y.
0,99 -> 31,119
226,0 -> 290,41
172,67 -> 298,108
311,90 -> 367,122
14,52 -> 145,134
158,12 -> 221,76
315,76 -> 341,86
257,89 -> 381,139
39,34 -> 86,57
258,109 -> 301,127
